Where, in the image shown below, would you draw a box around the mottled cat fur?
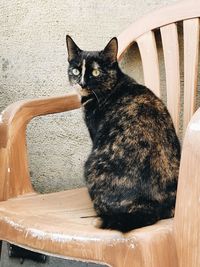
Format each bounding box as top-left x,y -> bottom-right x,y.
66,35 -> 181,232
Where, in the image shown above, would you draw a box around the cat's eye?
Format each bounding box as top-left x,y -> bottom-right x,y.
72,68 -> 80,76
92,69 -> 100,77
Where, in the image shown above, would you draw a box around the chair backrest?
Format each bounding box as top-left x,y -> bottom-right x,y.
117,1 -> 200,266
118,0 -> 200,137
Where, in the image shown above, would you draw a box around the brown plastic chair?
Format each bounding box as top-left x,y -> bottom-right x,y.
0,0 -> 200,266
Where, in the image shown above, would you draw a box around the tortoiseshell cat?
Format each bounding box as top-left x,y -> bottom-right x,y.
66,35 -> 180,232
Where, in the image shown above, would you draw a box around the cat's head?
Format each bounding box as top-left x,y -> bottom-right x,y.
66,35 -> 120,101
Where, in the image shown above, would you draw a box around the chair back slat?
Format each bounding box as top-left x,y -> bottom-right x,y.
137,31 -> 160,98
161,23 -> 181,134
183,18 -> 200,133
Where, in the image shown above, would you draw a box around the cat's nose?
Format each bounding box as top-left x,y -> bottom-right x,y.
79,81 -> 86,88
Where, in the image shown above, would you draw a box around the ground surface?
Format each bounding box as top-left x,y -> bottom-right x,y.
0,242 -> 105,267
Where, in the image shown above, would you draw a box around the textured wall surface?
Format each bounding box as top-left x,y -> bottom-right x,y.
0,0 -> 178,193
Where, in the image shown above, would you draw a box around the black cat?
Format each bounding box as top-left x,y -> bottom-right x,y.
66,35 -> 181,232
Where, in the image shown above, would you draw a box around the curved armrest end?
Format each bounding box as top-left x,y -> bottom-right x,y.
0,93 -> 81,200
0,93 -> 81,145
174,107 -> 200,267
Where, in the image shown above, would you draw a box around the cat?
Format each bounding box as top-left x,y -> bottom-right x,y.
66,35 -> 181,233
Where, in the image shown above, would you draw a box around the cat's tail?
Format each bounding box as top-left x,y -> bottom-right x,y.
99,211 -> 162,233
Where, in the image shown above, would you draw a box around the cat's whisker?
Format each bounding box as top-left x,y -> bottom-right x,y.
91,90 -> 100,104
80,215 -> 98,218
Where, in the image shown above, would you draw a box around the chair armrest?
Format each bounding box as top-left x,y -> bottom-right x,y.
0,93 -> 81,200
174,106 -> 200,267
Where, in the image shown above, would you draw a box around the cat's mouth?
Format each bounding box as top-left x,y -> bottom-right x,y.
79,88 -> 91,97
72,84 -> 101,105
72,84 -> 91,97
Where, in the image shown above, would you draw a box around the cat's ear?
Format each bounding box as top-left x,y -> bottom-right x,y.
102,37 -> 118,63
66,35 -> 81,62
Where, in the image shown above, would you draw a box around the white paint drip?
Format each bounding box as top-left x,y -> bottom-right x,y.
2,217 -> 138,248
2,216 -> 117,243
3,217 -> 24,233
26,227 -> 126,244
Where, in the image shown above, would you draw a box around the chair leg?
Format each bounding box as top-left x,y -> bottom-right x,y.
7,244 -> 47,264
0,241 -> 107,267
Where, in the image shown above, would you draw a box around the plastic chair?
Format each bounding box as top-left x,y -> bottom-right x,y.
0,0 -> 199,266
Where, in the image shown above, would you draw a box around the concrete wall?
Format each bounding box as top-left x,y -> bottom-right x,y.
0,0 -> 178,193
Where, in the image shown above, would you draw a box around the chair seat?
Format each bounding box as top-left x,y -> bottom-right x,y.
0,187 -> 177,266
